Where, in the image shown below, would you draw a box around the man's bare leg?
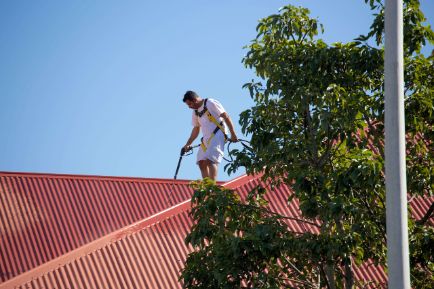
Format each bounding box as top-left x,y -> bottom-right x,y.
198,159 -> 218,180
208,161 -> 218,180
198,160 -> 210,179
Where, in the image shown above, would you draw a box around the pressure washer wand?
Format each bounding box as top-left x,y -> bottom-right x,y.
173,144 -> 199,179
174,147 -> 187,180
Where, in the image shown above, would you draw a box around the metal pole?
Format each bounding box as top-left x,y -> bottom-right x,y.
384,0 -> 411,288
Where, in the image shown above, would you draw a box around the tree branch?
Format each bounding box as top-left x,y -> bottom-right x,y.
287,19 -> 299,45
243,203 -> 322,228
416,201 -> 434,225
361,196 -> 387,243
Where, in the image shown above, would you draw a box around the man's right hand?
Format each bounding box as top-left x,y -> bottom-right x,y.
181,145 -> 191,155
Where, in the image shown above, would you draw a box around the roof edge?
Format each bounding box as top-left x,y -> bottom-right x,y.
223,173 -> 262,189
0,171 -> 194,184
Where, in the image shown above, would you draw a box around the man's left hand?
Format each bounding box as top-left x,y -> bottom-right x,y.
229,135 -> 239,143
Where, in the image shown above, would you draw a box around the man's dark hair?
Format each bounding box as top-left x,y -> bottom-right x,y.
183,90 -> 199,102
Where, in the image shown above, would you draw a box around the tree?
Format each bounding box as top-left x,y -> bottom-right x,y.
181,179 -> 326,289
181,1 -> 433,288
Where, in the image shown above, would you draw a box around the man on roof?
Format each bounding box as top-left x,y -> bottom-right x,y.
182,90 -> 238,180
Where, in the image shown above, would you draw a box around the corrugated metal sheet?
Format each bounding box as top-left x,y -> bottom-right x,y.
0,198 -> 193,289
409,195 -> 434,226
0,172 -> 194,283
1,172 -> 432,289
225,175 -> 321,234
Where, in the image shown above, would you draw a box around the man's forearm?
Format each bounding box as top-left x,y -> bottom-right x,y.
226,118 -> 237,137
221,112 -> 238,140
185,126 -> 200,147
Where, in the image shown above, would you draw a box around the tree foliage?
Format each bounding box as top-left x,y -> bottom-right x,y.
181,179 -> 326,288
182,1 -> 433,288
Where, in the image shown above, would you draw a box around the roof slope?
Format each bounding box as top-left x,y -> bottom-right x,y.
0,172 -> 194,283
0,172 -> 432,289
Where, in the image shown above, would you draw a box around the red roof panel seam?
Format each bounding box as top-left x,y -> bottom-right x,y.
13,177 -> 40,269
82,180 -> 107,238
66,179 -> 93,244
3,177 -> 27,276
0,181 -> 21,281
44,178 -> 72,255
120,238 -> 147,289
61,178 -> 86,248
111,181 -> 135,224
27,178 -> 52,264
51,178 -> 76,253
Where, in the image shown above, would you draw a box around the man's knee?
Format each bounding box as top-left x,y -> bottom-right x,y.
199,159 -> 216,169
198,159 -> 218,180
198,159 -> 210,169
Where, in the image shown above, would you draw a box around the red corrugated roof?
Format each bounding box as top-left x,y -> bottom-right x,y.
0,198 -> 194,289
225,175 -> 321,234
0,172 -> 432,288
0,171 -> 195,283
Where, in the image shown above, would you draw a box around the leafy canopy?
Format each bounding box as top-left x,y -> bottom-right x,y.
182,1 -> 434,288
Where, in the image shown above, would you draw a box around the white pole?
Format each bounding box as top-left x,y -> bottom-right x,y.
384,0 -> 411,288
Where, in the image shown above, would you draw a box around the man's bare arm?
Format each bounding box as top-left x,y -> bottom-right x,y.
184,126 -> 200,151
220,112 -> 238,142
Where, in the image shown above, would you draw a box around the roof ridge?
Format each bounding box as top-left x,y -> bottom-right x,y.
223,173 -> 261,189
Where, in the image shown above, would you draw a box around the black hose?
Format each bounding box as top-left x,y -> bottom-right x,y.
223,139 -> 252,163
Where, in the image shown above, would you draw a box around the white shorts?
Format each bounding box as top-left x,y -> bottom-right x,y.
196,132 -> 225,164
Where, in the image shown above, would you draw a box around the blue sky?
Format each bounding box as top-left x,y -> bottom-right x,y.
1,1 -> 433,181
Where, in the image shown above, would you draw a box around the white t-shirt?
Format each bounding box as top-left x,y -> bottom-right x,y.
192,98 -> 227,141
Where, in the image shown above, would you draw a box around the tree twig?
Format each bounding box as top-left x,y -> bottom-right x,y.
416,201 -> 434,225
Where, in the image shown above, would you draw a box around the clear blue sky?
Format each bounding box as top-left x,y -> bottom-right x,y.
1,1 -> 433,181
